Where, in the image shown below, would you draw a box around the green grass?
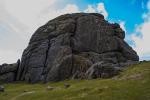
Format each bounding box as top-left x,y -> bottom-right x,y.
0,62 -> 150,100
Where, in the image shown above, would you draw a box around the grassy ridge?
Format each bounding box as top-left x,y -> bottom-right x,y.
0,62 -> 150,100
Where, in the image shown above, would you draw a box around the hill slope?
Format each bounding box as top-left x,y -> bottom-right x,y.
0,62 -> 150,100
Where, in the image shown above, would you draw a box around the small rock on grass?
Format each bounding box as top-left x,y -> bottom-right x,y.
0,85 -> 4,92
46,86 -> 55,90
64,83 -> 70,88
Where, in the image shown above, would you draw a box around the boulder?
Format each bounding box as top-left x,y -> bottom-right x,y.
86,62 -> 121,79
64,83 -> 71,88
0,60 -> 20,82
0,63 -> 18,74
7,13 -> 138,83
46,86 -> 55,90
0,72 -> 15,83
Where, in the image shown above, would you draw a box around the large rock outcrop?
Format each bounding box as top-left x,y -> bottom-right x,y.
0,13 -> 139,83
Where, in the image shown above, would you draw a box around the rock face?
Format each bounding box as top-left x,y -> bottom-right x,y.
0,13 -> 139,83
0,60 -> 20,82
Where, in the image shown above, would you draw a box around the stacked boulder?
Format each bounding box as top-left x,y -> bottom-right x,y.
0,13 -> 139,83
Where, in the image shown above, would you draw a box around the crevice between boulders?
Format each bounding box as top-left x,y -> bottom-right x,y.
42,36 -> 52,82
70,17 -> 79,78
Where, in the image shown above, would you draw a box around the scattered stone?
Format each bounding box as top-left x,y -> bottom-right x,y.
23,90 -> 28,92
80,87 -> 89,91
86,62 -> 121,79
64,83 -> 70,88
0,85 -> 4,92
46,86 -> 55,90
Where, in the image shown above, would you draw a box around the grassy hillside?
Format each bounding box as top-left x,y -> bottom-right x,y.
0,62 -> 150,100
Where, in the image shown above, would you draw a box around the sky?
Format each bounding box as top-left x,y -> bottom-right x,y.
0,0 -> 150,64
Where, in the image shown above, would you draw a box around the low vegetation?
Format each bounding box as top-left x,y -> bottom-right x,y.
0,61 -> 150,100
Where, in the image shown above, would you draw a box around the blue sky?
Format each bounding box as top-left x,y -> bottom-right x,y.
0,0 -> 150,64
71,0 -> 146,33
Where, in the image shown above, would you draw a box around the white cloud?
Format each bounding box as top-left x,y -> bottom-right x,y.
119,21 -> 127,33
40,4 -> 80,23
0,50 -> 21,64
97,3 -> 108,18
4,0 -> 59,33
148,0 -> 150,9
84,3 -> 108,18
131,21 -> 150,56
3,0 -> 79,32
84,5 -> 96,13
131,0 -> 150,60
0,0 -> 81,64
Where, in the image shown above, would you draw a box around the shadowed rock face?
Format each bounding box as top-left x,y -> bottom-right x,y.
0,60 -> 20,83
1,13 -> 139,83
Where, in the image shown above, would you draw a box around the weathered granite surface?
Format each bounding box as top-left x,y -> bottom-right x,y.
0,13 -> 139,83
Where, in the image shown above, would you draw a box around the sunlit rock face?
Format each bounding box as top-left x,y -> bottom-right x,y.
13,13 -> 139,83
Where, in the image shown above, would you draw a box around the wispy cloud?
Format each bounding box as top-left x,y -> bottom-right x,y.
84,3 -> 108,18
97,3 -> 108,18
131,0 -> 150,60
119,21 -> 127,33
84,5 -> 96,13
0,0 -> 80,64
